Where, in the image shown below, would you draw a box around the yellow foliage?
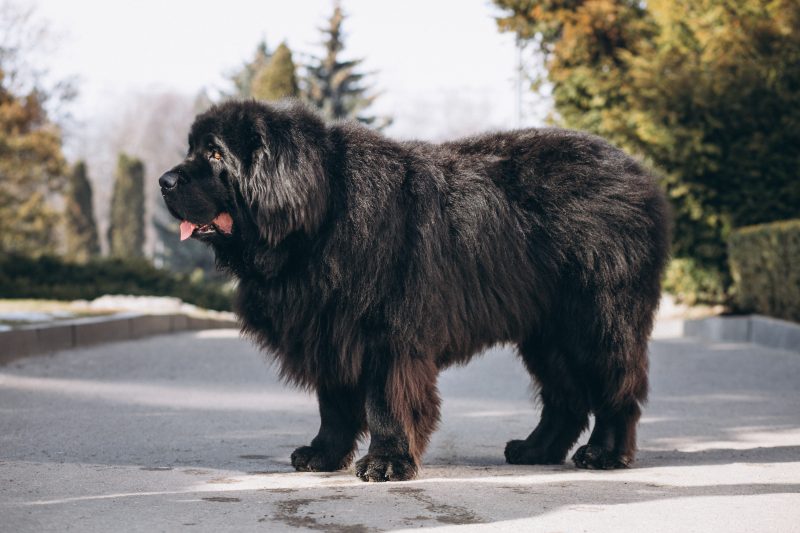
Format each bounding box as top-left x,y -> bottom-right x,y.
0,69 -> 66,255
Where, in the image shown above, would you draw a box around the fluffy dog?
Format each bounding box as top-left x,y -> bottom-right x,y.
159,100 -> 670,482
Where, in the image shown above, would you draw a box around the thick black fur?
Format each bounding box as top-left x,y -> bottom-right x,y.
160,99 -> 670,482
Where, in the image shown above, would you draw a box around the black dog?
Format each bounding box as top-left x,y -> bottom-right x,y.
160,100 -> 670,482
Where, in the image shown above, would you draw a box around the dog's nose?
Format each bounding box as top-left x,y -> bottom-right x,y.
159,171 -> 179,190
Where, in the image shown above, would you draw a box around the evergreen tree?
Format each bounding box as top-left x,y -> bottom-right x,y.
303,3 -> 389,127
251,42 -> 300,101
229,40 -> 272,98
64,160 -> 100,262
0,68 -> 66,256
494,0 -> 800,283
108,154 -> 145,259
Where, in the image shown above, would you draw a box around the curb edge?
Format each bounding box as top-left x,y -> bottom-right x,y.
0,313 -> 238,365
683,314 -> 800,353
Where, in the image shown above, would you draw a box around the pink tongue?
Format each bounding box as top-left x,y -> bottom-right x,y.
213,212 -> 233,234
179,221 -> 196,241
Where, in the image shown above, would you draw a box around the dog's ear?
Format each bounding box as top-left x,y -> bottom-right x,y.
239,112 -> 329,246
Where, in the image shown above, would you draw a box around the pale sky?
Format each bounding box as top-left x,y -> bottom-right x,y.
30,0 -> 545,141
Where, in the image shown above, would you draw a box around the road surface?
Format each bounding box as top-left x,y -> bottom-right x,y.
1,323 -> 799,531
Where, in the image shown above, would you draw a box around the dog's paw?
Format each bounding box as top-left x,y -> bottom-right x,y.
572,444 -> 632,470
504,439 -> 566,465
354,453 -> 417,482
290,445 -> 350,472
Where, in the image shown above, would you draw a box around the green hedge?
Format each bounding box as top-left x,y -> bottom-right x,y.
728,219 -> 800,322
0,254 -> 233,311
662,257 -> 729,306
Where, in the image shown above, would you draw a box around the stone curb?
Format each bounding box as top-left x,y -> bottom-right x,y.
683,314 -> 800,353
0,312 -> 238,365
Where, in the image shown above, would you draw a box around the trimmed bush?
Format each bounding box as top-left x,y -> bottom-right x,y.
662,258 -> 728,306
728,219 -> 800,322
0,254 -> 233,311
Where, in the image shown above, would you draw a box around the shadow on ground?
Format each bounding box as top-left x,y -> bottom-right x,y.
1,329 -> 799,531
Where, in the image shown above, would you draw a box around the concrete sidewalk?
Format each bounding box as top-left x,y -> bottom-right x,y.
1,326 -> 798,532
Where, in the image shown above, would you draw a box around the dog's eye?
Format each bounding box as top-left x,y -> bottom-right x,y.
211,150 -> 222,161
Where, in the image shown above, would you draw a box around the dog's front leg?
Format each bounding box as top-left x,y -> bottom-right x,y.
355,357 -> 440,482
291,384 -> 365,472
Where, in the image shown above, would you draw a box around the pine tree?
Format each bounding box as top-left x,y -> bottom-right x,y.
64,160 -> 99,262
108,154 -> 145,259
229,40 -> 272,98
251,42 -> 300,101
303,3 -> 389,127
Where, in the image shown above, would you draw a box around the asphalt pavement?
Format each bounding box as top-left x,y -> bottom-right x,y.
1,322 -> 798,532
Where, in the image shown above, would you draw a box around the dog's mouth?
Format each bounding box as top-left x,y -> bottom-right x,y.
179,212 -> 234,241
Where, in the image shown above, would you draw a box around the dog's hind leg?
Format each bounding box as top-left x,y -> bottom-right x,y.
505,334 -> 590,465
572,284 -> 654,470
573,338 -> 649,469
573,401 -> 642,469
291,384 -> 366,472
355,355 -> 440,482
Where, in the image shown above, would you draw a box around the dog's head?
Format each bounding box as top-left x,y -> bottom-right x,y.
159,100 -> 329,248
